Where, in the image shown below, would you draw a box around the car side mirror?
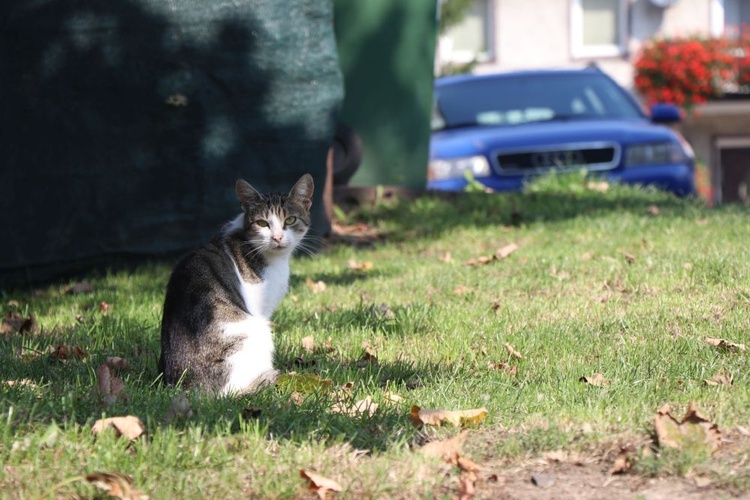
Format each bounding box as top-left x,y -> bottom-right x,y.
650,103 -> 682,124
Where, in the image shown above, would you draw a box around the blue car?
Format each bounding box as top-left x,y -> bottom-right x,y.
428,67 -> 695,195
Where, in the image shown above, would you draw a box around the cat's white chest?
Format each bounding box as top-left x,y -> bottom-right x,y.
235,257 -> 290,319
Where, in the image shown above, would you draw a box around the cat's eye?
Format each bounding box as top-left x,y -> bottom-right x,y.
255,220 -> 269,228
284,216 -> 297,226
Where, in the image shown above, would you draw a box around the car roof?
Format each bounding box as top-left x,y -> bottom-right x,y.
434,67 -> 607,89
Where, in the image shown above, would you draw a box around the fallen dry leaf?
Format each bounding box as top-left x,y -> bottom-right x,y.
418,430 -> 469,458
2,312 -> 39,335
704,337 -> 746,352
609,447 -> 635,474
465,243 -> 519,266
704,371 -> 733,387
301,335 -> 316,353
85,471 -> 147,500
453,285 -> 472,295
347,259 -> 373,271
305,277 -> 327,293
358,342 -> 379,366
92,416 -> 145,441
50,345 -> 88,361
504,343 -> 523,359
488,362 -> 517,376
579,373 -> 610,387
95,364 -> 126,405
299,470 -> 343,499
587,181 -> 610,192
439,252 -> 454,263
105,357 -> 128,370
3,379 -> 38,389
654,402 -> 721,452
410,406 -> 488,428
332,396 -> 378,417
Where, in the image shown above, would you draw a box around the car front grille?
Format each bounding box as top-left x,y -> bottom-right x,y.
494,143 -> 620,174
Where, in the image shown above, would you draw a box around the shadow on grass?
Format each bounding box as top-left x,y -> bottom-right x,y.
351,182 -> 711,243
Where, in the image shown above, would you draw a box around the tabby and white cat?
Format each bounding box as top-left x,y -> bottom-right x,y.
158,174 -> 313,395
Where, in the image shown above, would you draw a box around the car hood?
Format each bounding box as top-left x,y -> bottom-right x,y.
430,119 -> 678,158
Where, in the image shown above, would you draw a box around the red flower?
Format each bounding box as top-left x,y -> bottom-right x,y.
633,34 -> 745,111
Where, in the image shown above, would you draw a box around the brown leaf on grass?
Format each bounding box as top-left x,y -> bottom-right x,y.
1,312 -> 40,335
704,337 -> 746,352
358,342 -> 378,366
623,252 -> 636,264
450,454 -> 482,500
609,447 -> 635,474
587,181 -> 610,192
85,471 -> 147,500
301,335 -> 316,353
66,281 -> 94,294
453,285 -> 472,295
465,243 -> 519,266
95,364 -> 126,405
3,379 -> 38,389
704,371 -> 733,386
579,373 -> 611,387
410,406 -> 488,428
50,345 -> 88,361
504,343 -> 523,359
682,262 -> 693,270
439,252 -> 454,263
92,416 -> 145,441
332,396 -> 378,417
654,402 -> 721,452
488,362 -> 517,376
299,470 -> 343,499
418,430 -> 469,458
105,357 -> 129,370
305,277 -> 327,293
347,259 -> 373,271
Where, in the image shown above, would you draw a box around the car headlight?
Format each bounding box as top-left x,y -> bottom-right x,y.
624,141 -> 691,167
428,155 -> 491,180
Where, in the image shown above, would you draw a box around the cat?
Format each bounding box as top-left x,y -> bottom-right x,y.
158,174 -> 313,396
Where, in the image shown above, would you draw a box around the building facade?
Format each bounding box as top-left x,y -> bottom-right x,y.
438,0 -> 750,88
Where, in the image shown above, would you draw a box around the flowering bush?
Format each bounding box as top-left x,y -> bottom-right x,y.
634,37 -> 734,109
634,34 -> 750,109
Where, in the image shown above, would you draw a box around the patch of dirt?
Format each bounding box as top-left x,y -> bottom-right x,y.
476,463 -> 725,499
462,429 -> 750,499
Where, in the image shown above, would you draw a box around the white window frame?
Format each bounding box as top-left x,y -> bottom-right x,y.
438,0 -> 495,65
570,0 -> 627,59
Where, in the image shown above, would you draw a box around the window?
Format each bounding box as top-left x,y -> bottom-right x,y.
571,0 -> 626,58
439,0 -> 493,65
723,0 -> 750,38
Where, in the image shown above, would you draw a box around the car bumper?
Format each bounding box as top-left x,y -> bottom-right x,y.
427,164 -> 695,196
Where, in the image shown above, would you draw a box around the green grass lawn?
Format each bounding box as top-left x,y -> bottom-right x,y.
1,174 -> 749,498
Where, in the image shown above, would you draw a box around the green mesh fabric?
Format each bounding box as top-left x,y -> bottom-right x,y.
1,0 -> 342,286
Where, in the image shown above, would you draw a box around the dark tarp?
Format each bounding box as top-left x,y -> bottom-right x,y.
0,0 -> 342,287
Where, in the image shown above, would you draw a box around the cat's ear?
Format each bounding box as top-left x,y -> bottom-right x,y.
236,179 -> 262,207
289,174 -> 314,211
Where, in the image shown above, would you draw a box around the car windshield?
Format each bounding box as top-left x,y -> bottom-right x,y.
433,72 -> 644,130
